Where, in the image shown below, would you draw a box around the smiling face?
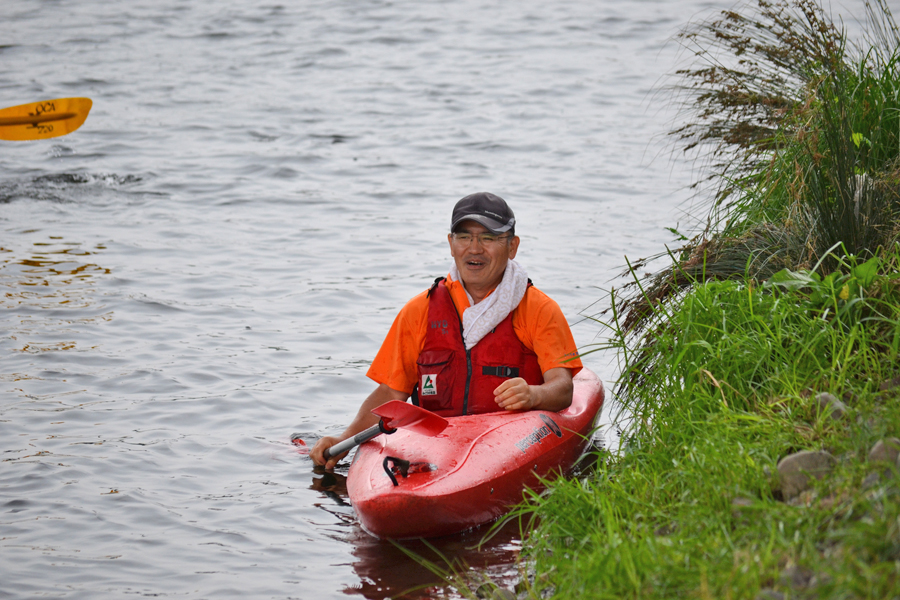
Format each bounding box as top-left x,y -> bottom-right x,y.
448,220 -> 520,304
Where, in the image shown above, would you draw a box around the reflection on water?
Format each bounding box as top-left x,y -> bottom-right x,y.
313,469 -> 526,599
2,234 -> 110,357
347,524 -> 525,600
3,242 -> 108,300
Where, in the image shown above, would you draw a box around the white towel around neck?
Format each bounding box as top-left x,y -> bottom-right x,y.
448,259 -> 528,349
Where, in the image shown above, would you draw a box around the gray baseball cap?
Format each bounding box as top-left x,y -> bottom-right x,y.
450,192 -> 516,234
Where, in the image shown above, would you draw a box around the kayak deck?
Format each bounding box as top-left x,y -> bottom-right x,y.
347,369 -> 604,539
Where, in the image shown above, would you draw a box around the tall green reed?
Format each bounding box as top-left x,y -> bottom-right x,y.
616,0 -> 900,339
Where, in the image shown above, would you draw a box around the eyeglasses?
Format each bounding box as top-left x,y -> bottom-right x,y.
451,232 -> 511,247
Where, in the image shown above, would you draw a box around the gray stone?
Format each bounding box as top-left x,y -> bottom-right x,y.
755,590 -> 786,600
816,392 -> 848,421
777,450 -> 837,500
786,489 -> 816,507
491,588 -> 517,600
779,565 -> 814,589
731,496 -> 754,519
879,376 -> 900,392
476,583 -> 519,600
654,523 -> 676,536
809,572 -> 833,589
862,471 -> 881,489
867,438 -> 900,464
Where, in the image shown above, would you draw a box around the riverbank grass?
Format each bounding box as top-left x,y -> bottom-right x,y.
524,250 -> 900,598
518,0 -> 900,597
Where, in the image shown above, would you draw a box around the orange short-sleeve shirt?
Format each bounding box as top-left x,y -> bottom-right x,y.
367,275 -> 582,394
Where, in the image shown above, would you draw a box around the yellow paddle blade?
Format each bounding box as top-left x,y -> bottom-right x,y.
0,97 -> 92,141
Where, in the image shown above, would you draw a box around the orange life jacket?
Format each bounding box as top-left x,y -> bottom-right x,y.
412,278 -> 544,416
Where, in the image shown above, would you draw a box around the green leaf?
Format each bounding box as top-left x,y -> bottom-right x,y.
768,269 -> 820,291
851,257 -> 880,288
665,227 -> 688,241
851,132 -> 872,148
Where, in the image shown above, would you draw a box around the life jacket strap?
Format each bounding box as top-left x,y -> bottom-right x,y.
426,276 -> 446,298
482,366 -> 519,378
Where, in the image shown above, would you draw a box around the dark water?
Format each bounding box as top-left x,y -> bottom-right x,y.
0,0 -> 873,598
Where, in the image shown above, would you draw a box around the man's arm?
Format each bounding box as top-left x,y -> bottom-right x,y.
492,367 -> 574,412
309,383 -> 410,469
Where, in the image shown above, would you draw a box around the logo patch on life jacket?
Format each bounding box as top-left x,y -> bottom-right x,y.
421,374 -> 437,396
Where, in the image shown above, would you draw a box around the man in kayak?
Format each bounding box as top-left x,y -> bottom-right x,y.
311,192 -> 582,468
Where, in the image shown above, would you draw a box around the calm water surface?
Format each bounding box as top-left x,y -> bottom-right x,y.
0,0 -> 873,597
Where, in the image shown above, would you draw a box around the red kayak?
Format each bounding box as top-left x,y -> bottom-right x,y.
347,368 -> 605,539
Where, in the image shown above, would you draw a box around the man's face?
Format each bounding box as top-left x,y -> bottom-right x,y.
447,220 -> 519,297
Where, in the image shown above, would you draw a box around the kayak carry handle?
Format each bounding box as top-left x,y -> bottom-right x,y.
383,456 -> 410,486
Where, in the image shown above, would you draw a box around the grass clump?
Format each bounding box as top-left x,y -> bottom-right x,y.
621,0 -> 900,327
520,251 -> 900,599
515,1 -> 900,598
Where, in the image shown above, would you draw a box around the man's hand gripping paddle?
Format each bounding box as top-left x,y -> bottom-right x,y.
292,401 -> 448,460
